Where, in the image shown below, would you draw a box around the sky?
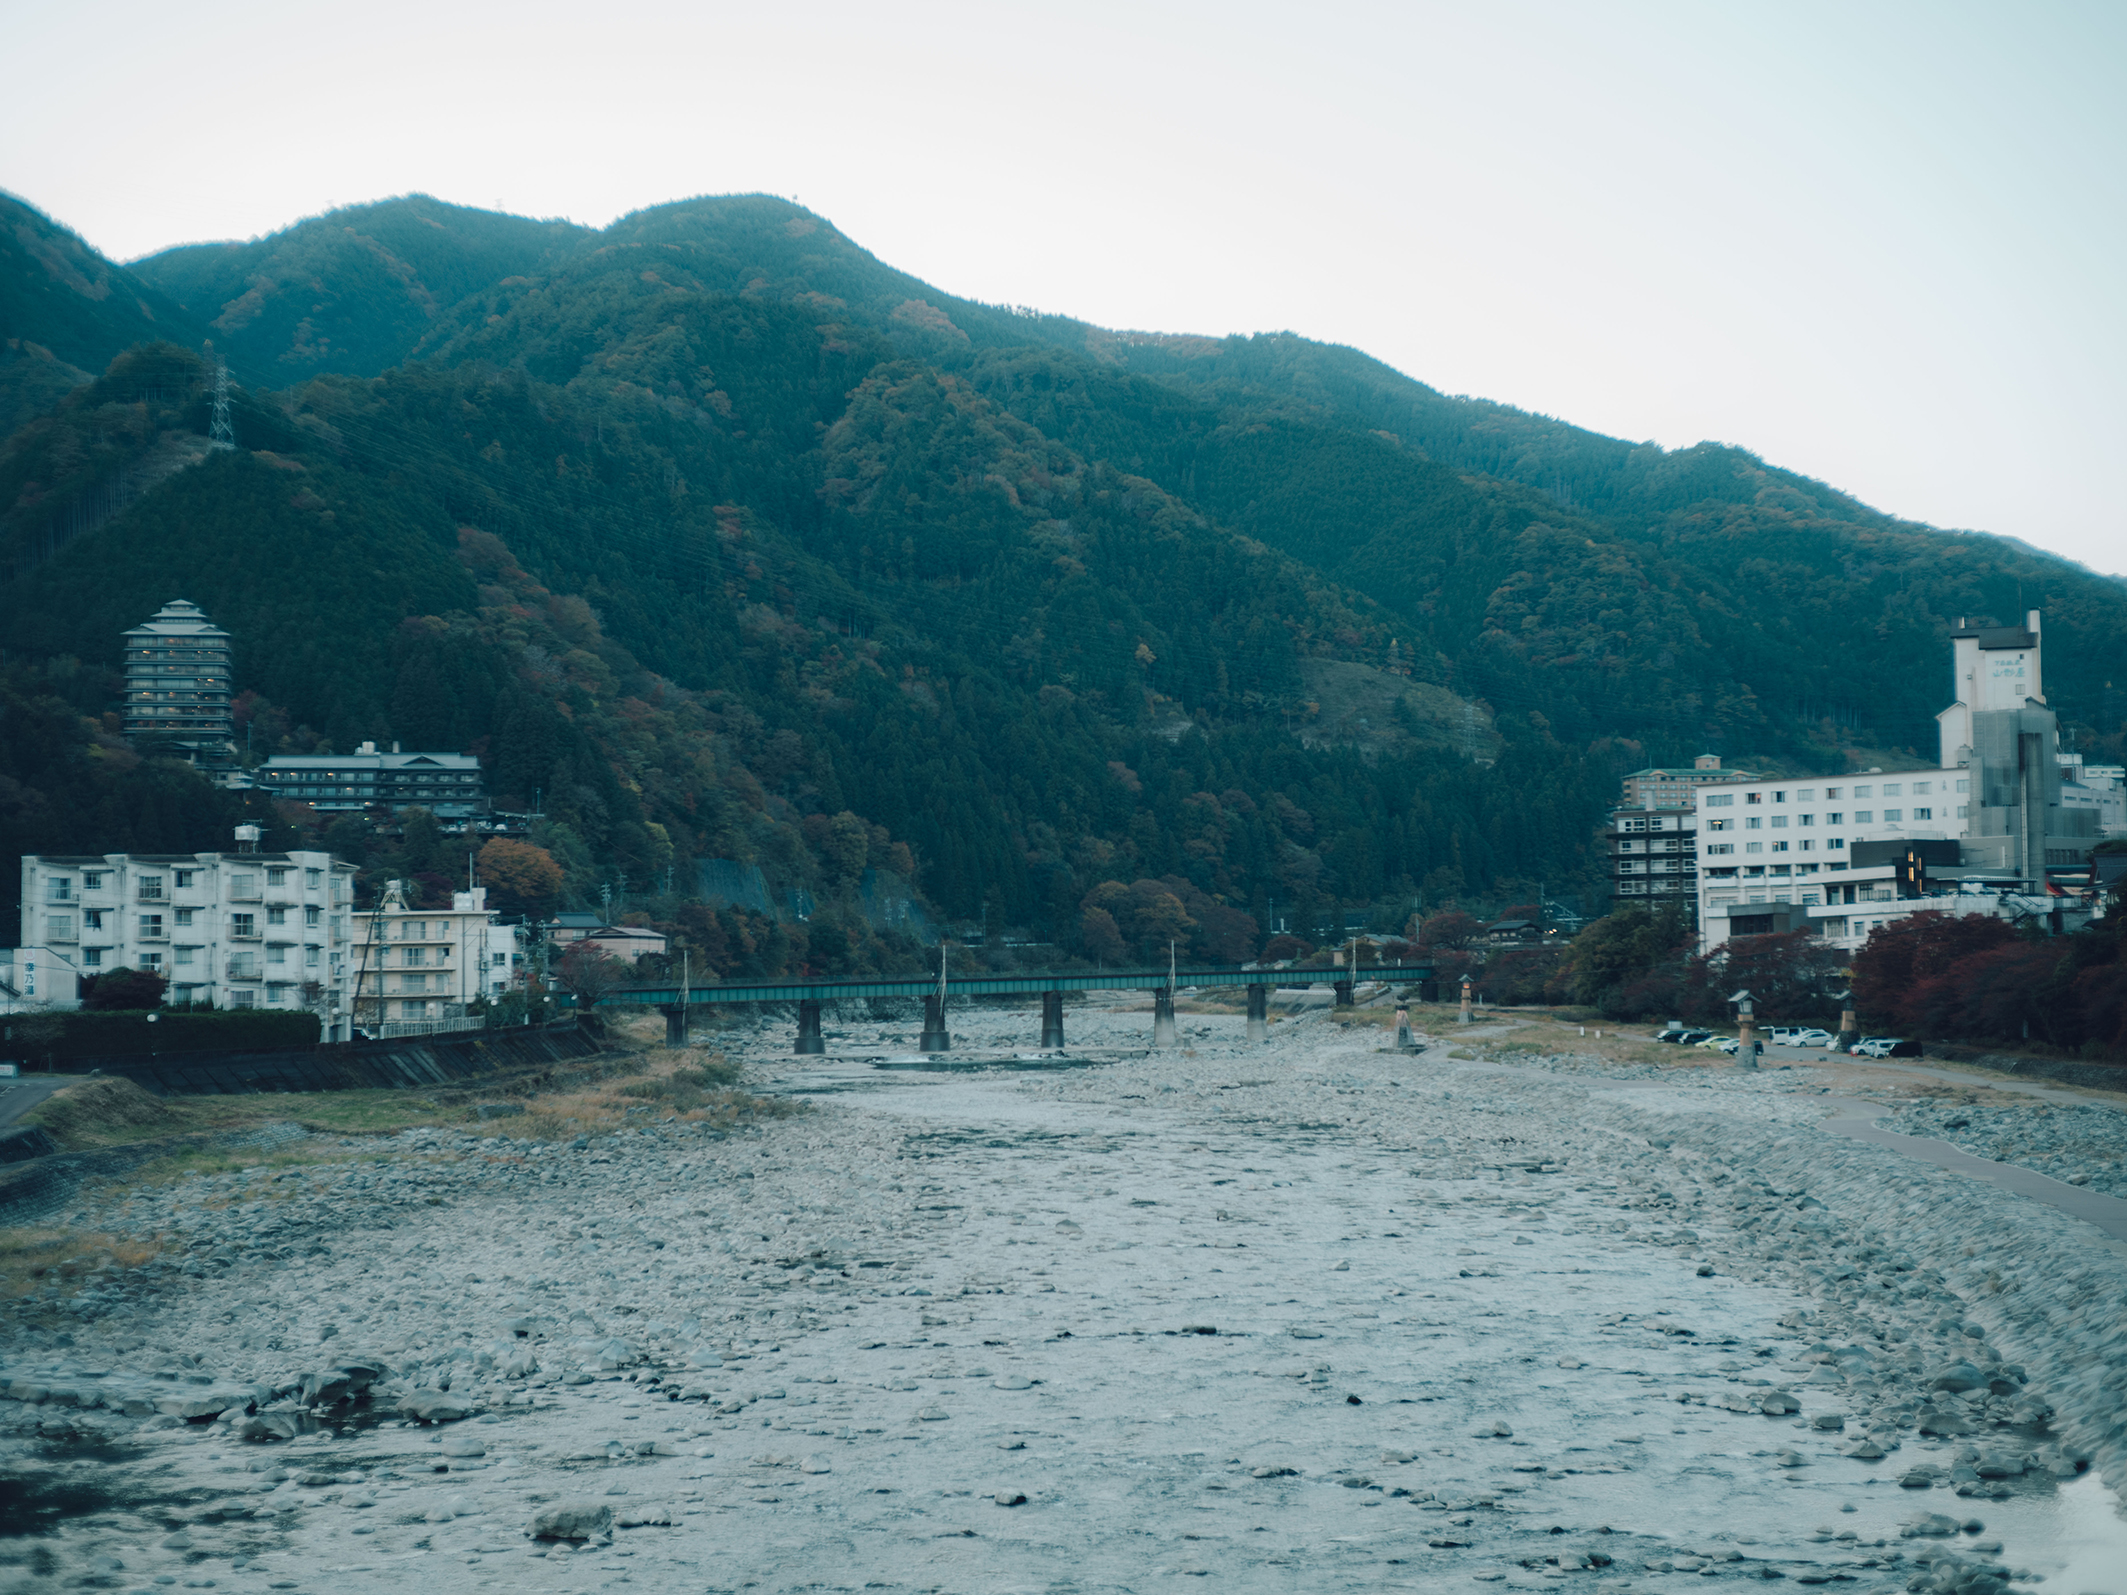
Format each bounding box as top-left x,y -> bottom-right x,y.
6,0 -> 2124,574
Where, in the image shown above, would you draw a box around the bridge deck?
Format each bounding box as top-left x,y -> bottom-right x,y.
571,964 -> 1437,1008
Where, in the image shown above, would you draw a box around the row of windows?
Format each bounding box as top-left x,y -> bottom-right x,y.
1705,779 -> 1968,809
78,946 -> 332,972
1705,807 -> 1952,832
47,866 -> 327,897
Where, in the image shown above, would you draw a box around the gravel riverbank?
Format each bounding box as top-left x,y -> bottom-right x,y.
4,1000 -> 2126,1594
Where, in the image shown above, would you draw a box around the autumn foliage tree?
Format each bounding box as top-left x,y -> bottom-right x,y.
476,837 -> 565,919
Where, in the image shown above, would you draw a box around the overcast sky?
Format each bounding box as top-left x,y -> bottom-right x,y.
7,0 -> 2122,574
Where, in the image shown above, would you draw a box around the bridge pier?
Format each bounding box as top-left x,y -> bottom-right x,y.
1246,983 -> 1269,1043
1333,979 -> 1355,1008
661,1004 -> 688,1047
1395,1001 -> 1419,1052
794,999 -> 824,1054
920,994 -> 951,1052
1153,987 -> 1178,1048
1040,991 -> 1064,1049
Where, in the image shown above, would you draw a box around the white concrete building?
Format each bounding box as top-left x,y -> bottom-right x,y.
1695,610 -> 2121,954
17,828 -> 357,1031
349,881 -> 522,1032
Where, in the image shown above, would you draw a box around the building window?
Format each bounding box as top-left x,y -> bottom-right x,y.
174,870 -> 195,888
84,872 -> 105,890
267,905 -> 288,926
1957,805 -> 1969,818
1913,807 -> 1932,820
1705,794 -> 1734,807
231,990 -> 257,1009
84,909 -> 104,931
45,877 -> 74,902
1771,816 -> 1788,828
1914,782 -> 1931,795
138,876 -> 164,900
1796,790 -> 1815,801
306,868 -> 322,889
231,912 -> 257,938
1798,814 -> 1814,826
1855,811 -> 1873,823
305,905 -> 321,926
84,949 -> 103,967
1746,817 -> 1762,829
401,1000 -> 424,1019
46,914 -> 75,940
175,948 -> 195,967
268,945 -> 288,966
1707,819 -> 1730,831
1956,779 -> 1970,793
1853,785 -> 1872,798
1883,809 -> 1901,822
1772,842 -> 1788,852
305,945 -> 321,968
141,952 -> 162,971
1746,793 -> 1763,805
1774,791 -> 1788,803
1706,844 -> 1734,855
1745,842 -> 1764,854
139,914 -> 163,937
1883,783 -> 1902,796
1829,837 -> 1844,849
1827,812 -> 1843,825
231,873 -> 257,897
1798,839 -> 1812,850
267,867 -> 290,887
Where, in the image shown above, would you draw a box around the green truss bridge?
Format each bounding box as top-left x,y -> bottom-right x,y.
558,962 -> 1440,1053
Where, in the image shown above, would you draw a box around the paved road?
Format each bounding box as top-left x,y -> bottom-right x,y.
0,1072 -> 68,1131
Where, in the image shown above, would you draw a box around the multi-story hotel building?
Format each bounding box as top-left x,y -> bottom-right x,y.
1695,611 -> 2115,953
122,598 -> 235,761
350,880 -> 521,1030
17,828 -> 357,1034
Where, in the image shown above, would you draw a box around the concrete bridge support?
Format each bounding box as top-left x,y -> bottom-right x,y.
794,999 -> 825,1054
920,995 -> 951,1053
1333,979 -> 1355,1008
1246,983 -> 1269,1043
1040,991 -> 1065,1049
1153,987 -> 1178,1048
662,1004 -> 688,1047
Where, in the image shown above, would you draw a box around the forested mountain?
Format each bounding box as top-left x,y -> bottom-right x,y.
2,190 -> 2122,978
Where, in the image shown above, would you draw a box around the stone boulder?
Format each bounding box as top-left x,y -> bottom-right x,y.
530,1500 -> 613,1541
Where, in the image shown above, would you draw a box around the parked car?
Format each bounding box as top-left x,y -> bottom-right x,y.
1851,1037 -> 1924,1058
1693,1034 -> 1736,1053
1677,1029 -> 1713,1045
1793,1029 -> 1836,1048
1654,1028 -> 1690,1043
1767,1026 -> 1806,1045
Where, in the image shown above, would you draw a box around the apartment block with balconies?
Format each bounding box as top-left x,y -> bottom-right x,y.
1606,806 -> 1700,903
17,828 -> 358,1034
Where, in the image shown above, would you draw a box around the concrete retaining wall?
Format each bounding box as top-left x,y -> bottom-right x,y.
73,1021 -> 603,1097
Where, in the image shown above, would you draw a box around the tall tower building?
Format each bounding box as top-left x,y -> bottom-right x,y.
122,598 -> 235,761
1936,610 -> 2097,882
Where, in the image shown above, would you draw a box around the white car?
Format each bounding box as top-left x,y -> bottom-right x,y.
1851,1037 -> 1923,1058
1766,1026 -> 1804,1046
1792,1029 -> 1836,1048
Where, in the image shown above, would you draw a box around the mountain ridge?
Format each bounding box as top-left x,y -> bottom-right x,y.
2,188 -> 2122,968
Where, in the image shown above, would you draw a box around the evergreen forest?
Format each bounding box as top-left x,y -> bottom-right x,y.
3,189 -> 2124,981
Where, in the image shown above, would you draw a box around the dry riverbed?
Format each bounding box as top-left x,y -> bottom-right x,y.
5,998 -> 2127,1595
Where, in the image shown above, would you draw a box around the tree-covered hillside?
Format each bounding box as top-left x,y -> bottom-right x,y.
2,190 -> 2123,979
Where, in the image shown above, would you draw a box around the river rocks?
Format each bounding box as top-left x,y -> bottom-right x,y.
1903,1511 -> 1961,1538
530,1500 -> 612,1541
399,1388 -> 473,1423
1930,1362 -> 1990,1393
439,1434 -> 485,1457
1758,1390 -> 1801,1415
